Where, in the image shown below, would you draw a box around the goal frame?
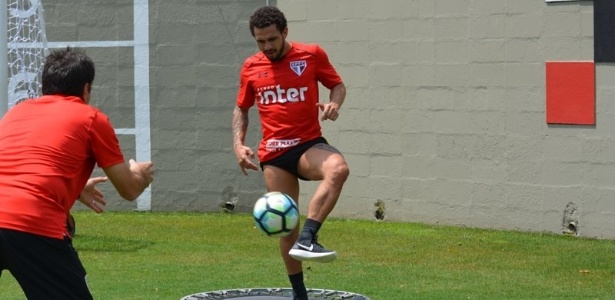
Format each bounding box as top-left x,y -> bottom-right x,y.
0,0 -> 8,117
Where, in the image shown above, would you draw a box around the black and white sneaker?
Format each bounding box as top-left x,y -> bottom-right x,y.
288,235 -> 337,263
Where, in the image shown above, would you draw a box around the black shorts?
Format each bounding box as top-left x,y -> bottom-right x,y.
0,228 -> 93,300
260,137 -> 328,181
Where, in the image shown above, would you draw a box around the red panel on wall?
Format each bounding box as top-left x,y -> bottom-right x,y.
546,61 -> 595,125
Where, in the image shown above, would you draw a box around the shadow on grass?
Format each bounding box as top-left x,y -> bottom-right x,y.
73,234 -> 154,252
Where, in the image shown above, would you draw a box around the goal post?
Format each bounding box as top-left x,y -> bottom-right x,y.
0,0 -> 8,118
3,0 -> 48,117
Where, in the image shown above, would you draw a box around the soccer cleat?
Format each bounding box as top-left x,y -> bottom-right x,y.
288,235 -> 337,263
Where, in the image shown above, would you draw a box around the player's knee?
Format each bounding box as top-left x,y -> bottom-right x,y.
328,161 -> 349,184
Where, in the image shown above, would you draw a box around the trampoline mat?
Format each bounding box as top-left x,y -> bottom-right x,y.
180,288 -> 370,300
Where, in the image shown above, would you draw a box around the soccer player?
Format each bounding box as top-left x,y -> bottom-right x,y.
0,47 -> 154,299
232,6 -> 349,300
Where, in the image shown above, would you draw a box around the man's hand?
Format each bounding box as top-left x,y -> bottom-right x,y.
78,177 -> 108,213
235,145 -> 259,175
317,102 -> 340,121
129,159 -> 154,188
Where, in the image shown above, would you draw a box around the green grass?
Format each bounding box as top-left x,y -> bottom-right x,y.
2,211 -> 615,299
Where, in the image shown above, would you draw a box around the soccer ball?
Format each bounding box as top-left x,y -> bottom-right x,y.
253,192 -> 300,237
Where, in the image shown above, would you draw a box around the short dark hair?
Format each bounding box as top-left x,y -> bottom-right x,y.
41,47 -> 95,97
249,6 -> 287,37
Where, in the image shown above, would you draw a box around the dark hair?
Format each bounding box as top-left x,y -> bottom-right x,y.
41,47 -> 95,97
249,6 -> 287,37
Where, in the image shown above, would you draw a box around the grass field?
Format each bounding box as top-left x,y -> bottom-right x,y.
1,211 -> 615,299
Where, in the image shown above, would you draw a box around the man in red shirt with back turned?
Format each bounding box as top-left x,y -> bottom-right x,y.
0,47 -> 154,299
232,6 -> 349,300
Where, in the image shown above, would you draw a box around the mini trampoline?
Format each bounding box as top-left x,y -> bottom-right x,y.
180,288 -> 370,300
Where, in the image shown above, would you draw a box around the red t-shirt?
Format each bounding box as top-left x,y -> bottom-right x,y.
0,95 -> 125,239
236,42 -> 343,162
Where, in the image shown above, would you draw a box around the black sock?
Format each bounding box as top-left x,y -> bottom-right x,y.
299,218 -> 322,241
288,272 -> 307,298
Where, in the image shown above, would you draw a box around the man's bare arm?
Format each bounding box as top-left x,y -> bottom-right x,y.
232,106 -> 249,149
329,83 -> 346,108
103,159 -> 153,201
232,106 -> 258,175
318,83 -> 347,121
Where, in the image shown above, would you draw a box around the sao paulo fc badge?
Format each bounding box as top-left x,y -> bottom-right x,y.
290,60 -> 307,76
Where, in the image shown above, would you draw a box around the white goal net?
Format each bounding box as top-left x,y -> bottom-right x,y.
6,0 -> 47,107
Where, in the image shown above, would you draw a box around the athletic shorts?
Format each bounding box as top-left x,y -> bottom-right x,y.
260,137 -> 328,181
0,228 -> 93,300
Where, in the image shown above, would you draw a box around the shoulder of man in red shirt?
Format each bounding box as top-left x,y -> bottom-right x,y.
289,42 -> 322,56
242,51 -> 268,68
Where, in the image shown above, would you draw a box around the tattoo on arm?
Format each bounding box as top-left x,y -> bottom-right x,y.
314,143 -> 341,154
232,107 -> 249,147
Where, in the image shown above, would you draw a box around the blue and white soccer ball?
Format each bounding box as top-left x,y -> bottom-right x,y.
253,192 -> 300,237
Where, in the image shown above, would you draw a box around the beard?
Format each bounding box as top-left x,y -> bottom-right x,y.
265,41 -> 287,62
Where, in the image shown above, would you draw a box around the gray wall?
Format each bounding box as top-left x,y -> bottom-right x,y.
43,0 -> 270,212
280,0 -> 614,239
44,0 -> 615,239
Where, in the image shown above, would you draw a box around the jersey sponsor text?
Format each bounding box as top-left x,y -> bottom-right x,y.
265,138 -> 301,152
257,85 -> 308,105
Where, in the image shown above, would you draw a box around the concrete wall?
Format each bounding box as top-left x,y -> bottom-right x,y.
280,0 -> 615,239
39,0 -> 615,238
43,0 -> 270,212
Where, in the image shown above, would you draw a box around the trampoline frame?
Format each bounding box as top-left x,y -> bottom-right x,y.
180,287 -> 370,300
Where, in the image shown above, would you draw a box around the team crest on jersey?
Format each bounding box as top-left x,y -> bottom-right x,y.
290,60 -> 307,76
